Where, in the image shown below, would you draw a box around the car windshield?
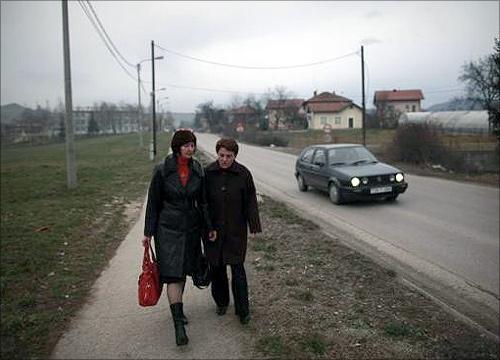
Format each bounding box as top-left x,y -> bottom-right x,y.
329,147 -> 378,166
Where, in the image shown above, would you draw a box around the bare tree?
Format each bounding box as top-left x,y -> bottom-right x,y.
376,102 -> 401,128
459,37 -> 500,140
266,85 -> 294,130
229,94 -> 243,109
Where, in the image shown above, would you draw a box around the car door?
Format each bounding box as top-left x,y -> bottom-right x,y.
297,147 -> 315,185
327,148 -> 347,185
310,148 -> 328,191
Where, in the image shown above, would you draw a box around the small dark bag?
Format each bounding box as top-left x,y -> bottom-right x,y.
192,253 -> 211,289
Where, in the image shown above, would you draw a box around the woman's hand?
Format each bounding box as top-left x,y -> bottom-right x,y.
142,236 -> 151,247
208,230 -> 217,242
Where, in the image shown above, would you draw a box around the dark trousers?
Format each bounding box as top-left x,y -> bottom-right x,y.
211,263 -> 249,317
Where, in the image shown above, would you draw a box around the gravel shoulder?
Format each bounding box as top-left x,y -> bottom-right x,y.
245,195 -> 499,359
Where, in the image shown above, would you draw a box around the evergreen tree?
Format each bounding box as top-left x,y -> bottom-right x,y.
87,112 -> 99,136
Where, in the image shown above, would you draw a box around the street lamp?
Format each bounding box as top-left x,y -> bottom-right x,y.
136,56 -> 163,149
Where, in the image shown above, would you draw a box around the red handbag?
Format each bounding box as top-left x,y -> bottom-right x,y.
138,243 -> 162,307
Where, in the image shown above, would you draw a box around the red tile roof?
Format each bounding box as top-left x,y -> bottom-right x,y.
303,91 -> 360,113
230,105 -> 257,115
266,99 -> 305,110
306,91 -> 351,103
374,89 -> 424,102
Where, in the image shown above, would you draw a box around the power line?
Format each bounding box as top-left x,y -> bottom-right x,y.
85,1 -> 136,68
78,1 -> 137,85
158,82 -> 267,96
140,77 -> 267,96
157,80 -> 363,104
154,43 -> 360,70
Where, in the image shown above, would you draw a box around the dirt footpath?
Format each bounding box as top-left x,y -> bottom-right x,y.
51,200 -> 252,359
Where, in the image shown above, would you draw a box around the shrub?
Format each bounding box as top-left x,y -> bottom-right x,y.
391,122 -> 448,164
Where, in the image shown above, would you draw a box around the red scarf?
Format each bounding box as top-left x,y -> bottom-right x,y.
177,156 -> 190,187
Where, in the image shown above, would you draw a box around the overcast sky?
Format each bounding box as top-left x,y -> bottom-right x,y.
1,1 -> 498,113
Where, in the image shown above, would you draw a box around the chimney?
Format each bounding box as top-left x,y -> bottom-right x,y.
313,90 -> 317,96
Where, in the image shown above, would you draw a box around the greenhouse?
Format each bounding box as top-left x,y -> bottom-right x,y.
398,110 -> 491,135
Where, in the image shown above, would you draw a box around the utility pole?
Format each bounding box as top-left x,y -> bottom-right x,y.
136,63 -> 144,148
151,40 -> 157,158
361,45 -> 366,146
61,0 -> 77,189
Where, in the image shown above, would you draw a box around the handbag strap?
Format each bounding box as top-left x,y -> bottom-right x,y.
149,243 -> 157,262
142,243 -> 157,270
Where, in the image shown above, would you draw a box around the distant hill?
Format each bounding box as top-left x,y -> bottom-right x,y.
0,103 -> 30,124
425,98 -> 484,112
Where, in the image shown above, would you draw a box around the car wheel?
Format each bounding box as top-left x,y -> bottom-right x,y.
328,183 -> 343,205
297,174 -> 308,192
385,194 -> 399,202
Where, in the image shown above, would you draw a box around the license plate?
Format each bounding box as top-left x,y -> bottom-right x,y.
370,186 -> 392,194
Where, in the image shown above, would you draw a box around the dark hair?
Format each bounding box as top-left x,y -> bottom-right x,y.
171,129 -> 197,154
216,138 -> 239,156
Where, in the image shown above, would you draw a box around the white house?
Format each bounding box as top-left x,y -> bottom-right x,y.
303,91 -> 362,130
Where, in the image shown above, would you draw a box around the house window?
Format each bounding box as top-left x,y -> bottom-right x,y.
405,105 -> 410,111
335,116 -> 341,125
320,116 -> 327,125
412,105 -> 416,112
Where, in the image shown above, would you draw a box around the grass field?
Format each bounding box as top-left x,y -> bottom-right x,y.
0,133 -> 171,359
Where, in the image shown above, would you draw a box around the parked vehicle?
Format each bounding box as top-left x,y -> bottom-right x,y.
295,144 -> 408,204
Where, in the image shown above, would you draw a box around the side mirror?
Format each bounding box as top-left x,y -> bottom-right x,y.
314,162 -> 325,167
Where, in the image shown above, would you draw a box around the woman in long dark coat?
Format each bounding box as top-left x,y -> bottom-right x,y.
143,129 -> 216,346
204,137 -> 261,324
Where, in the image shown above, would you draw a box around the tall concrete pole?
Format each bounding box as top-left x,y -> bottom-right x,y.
151,40 -> 157,158
62,0 -> 77,188
361,45 -> 366,146
136,63 -> 144,147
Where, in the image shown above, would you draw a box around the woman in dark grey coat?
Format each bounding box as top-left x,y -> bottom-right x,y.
143,129 -> 216,346
204,138 -> 261,324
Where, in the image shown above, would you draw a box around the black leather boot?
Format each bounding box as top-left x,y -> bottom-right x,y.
170,303 -> 188,346
233,277 -> 250,324
179,302 -> 188,325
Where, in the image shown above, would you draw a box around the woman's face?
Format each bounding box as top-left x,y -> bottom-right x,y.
217,147 -> 235,169
180,142 -> 195,158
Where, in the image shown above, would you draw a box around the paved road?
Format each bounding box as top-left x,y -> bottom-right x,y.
198,133 -> 499,333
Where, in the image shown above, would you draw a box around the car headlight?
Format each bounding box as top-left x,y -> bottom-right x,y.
361,177 -> 368,185
351,177 -> 360,187
395,173 -> 404,182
